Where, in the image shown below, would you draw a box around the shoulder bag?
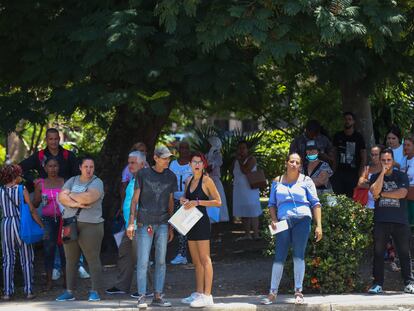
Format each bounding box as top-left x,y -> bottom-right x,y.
1,185 -> 44,244
61,176 -> 97,243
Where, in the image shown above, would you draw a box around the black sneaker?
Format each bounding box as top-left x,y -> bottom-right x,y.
137,295 -> 147,309
151,297 -> 172,307
131,292 -> 153,298
105,287 -> 126,295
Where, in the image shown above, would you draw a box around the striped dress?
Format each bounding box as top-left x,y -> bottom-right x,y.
0,185 -> 34,296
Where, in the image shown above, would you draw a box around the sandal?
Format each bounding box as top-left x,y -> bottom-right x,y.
260,292 -> 276,305
294,291 -> 304,304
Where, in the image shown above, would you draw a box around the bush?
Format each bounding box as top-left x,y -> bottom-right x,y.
263,194 -> 373,293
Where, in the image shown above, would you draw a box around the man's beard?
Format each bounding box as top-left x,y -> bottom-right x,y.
344,124 -> 353,129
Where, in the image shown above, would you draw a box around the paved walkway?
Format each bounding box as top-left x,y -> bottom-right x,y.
1,293 -> 414,310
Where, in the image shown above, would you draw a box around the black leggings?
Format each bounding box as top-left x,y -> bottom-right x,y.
373,222 -> 414,286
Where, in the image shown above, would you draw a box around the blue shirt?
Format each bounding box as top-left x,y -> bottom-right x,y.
123,178 -> 136,229
268,175 -> 320,220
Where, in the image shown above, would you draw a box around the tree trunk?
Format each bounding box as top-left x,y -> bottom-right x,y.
96,103 -> 173,251
340,82 -> 375,149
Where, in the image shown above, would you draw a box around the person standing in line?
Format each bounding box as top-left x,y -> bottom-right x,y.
169,141 -> 192,265
302,140 -> 333,196
385,126 -> 405,170
331,112 -> 367,197
106,151 -> 153,297
120,142 -> 148,206
289,120 -> 334,166
232,141 -> 262,241
0,164 -> 44,300
127,146 -> 176,309
180,152 -> 221,307
32,157 -> 65,290
261,153 -> 322,305
403,135 -> 414,226
357,145 -> 384,209
368,148 -> 414,294
206,136 -> 229,223
19,128 -> 79,192
56,156 -> 105,302
19,127 -> 89,280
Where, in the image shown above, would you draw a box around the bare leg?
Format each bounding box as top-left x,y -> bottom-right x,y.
242,218 -> 252,238
188,241 -> 204,293
197,240 -> 213,295
251,217 -> 260,239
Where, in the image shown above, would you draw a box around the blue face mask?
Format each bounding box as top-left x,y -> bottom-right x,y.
306,154 -> 318,161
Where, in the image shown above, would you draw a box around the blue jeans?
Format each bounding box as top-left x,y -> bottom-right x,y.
42,217 -> 65,271
136,224 -> 168,295
270,216 -> 311,293
54,249 -> 84,270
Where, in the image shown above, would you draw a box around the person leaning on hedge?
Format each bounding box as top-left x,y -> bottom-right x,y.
261,152 -> 322,305
368,148 -> 414,294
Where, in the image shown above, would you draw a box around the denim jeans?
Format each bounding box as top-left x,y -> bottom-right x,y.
136,224 -> 168,295
270,216 -> 311,293
54,249 -> 84,270
42,217 -> 65,272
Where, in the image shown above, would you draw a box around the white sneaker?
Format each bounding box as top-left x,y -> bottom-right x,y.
170,254 -> 188,265
190,294 -> 214,308
78,266 -> 90,279
181,292 -> 201,304
52,269 -> 61,281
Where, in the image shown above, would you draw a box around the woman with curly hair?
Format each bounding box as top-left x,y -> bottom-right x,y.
0,164 -> 43,300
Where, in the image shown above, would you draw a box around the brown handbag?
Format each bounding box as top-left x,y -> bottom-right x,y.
246,169 -> 268,189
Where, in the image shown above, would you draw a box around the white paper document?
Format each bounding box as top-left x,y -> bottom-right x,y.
113,230 -> 125,248
168,205 -> 203,236
268,220 -> 289,235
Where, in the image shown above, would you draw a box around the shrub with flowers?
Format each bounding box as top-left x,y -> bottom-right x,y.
263,194 -> 373,293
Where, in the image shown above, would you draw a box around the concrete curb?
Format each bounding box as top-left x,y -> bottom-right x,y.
0,294 -> 413,310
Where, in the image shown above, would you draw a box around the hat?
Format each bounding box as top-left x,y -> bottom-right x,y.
305,140 -> 318,151
154,146 -> 173,158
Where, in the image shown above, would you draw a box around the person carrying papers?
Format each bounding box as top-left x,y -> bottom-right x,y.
179,152 -> 221,308
261,153 -> 322,306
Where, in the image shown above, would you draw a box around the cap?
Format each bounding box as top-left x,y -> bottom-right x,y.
306,140 -> 318,151
154,146 -> 173,158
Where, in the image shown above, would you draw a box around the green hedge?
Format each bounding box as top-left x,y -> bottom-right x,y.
263,194 -> 373,293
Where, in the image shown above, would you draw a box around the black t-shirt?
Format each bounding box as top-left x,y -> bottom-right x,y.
333,131 -> 365,171
19,146 -> 79,192
370,170 -> 409,224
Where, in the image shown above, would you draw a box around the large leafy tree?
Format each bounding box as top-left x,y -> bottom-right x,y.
171,0 -> 412,146
0,1 -> 262,228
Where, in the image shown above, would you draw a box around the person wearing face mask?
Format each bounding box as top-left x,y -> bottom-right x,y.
303,140 -> 333,196
261,153 -> 322,305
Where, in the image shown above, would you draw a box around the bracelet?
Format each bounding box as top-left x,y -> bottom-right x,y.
197,199 -> 200,206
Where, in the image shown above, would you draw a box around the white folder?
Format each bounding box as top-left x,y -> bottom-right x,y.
168,205 -> 203,236
268,220 -> 289,235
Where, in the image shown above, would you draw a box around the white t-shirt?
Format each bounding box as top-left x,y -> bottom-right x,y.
392,144 -> 405,170
404,157 -> 414,186
169,160 -> 192,200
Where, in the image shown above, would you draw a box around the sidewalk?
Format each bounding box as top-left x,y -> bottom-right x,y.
1,293 -> 413,311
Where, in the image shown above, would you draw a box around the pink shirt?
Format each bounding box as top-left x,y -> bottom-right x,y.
39,179 -> 62,217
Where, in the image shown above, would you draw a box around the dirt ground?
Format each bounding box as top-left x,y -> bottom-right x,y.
6,222 -> 406,301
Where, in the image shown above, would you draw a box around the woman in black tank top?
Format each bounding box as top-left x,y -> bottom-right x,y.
179,152 -> 222,308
